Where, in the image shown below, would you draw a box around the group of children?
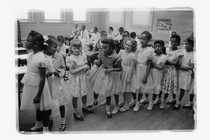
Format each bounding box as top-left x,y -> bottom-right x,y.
19,27 -> 195,132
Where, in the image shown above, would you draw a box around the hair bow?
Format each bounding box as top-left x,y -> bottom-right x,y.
43,35 -> 49,45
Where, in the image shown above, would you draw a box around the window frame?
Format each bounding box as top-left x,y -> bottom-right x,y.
17,10 -> 33,22
72,9 -> 90,23
108,10 -> 125,25
42,9 -> 66,24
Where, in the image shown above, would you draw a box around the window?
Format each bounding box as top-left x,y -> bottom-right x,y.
43,8 -> 62,22
108,9 -> 124,24
132,9 -> 153,27
16,9 -> 30,22
73,8 -> 89,22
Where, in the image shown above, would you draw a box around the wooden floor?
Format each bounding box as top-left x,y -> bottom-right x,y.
18,92 -> 195,133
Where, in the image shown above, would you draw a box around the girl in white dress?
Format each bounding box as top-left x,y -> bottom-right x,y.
134,31 -> 154,112
20,31 -> 53,132
173,36 -> 194,109
117,38 -> 137,113
147,40 -> 167,110
44,35 -> 69,131
66,39 -> 94,121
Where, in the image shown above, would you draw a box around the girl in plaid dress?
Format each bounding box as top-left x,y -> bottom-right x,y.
160,34 -> 183,109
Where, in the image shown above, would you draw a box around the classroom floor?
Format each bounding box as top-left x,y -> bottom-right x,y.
17,92 -> 195,133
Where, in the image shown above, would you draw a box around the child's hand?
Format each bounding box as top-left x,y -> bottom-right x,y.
105,69 -> 111,74
94,60 -> 99,66
86,70 -> 90,76
142,77 -> 147,84
33,96 -> 41,104
46,72 -> 53,78
179,54 -> 184,58
83,64 -> 90,71
54,71 -> 60,77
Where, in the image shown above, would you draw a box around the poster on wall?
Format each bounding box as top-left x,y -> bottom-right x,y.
157,18 -> 172,34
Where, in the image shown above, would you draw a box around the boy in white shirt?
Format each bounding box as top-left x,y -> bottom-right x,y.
78,25 -> 90,52
72,24 -> 80,39
86,27 -> 101,51
107,27 -> 116,40
130,32 -> 141,46
115,27 -> 124,43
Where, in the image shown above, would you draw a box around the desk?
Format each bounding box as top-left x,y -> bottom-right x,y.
15,54 -> 28,60
15,47 -> 27,55
16,66 -> 27,74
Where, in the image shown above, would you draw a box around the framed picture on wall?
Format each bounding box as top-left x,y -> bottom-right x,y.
156,18 -> 172,34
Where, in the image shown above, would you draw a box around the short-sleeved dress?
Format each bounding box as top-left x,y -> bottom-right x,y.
66,52 -> 89,97
162,48 -> 182,95
47,51 -> 69,107
135,46 -> 154,93
20,52 -> 52,111
149,54 -> 167,94
179,49 -> 194,91
90,51 -> 120,96
189,57 -> 196,95
119,50 -> 136,93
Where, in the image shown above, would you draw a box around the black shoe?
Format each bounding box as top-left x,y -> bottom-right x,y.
172,104 -> 181,110
119,102 -> 124,108
59,124 -> 66,132
73,113 -> 84,121
106,111 -> 112,119
26,127 -> 43,132
48,120 -> 53,130
87,101 -> 98,108
82,107 -> 94,114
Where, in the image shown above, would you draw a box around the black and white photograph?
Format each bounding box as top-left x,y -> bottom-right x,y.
15,7 -> 196,133
2,0 -> 210,139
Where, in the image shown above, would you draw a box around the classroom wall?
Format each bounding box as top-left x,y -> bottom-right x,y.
19,9 -> 194,42
152,10 -> 194,41
19,9 -> 104,39
102,9 -> 194,41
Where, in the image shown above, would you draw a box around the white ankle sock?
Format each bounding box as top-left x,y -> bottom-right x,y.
31,121 -> 42,130
61,118 -> 66,124
106,105 -> 110,111
43,126 -> 49,132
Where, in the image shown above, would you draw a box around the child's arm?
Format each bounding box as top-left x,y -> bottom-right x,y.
69,64 -> 89,75
126,59 -> 136,83
166,54 -> 183,65
166,57 -> 179,65
179,63 -> 194,71
33,67 -> 46,103
142,59 -> 152,84
94,57 -> 102,67
105,59 -> 122,73
152,62 -> 165,70
66,56 -> 89,75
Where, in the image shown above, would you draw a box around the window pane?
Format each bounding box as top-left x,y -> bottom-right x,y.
108,9 -> 124,24
132,9 -> 152,26
73,9 -> 87,21
16,9 -> 28,20
44,9 -> 61,21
